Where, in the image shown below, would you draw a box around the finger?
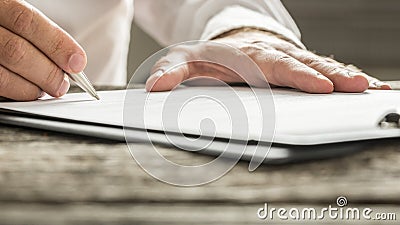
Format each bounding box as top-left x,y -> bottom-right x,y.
0,0 -> 86,74
250,50 -> 334,93
146,66 -> 189,92
0,26 -> 70,97
146,49 -> 191,92
0,65 -> 42,101
284,49 -> 369,92
364,76 -> 392,90
321,57 -> 392,90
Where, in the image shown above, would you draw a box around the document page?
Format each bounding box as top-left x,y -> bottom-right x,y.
1,87 -> 399,145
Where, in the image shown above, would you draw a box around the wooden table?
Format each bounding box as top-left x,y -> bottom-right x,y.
0,83 -> 399,224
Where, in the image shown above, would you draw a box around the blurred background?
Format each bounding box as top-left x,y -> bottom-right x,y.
128,0 -> 400,83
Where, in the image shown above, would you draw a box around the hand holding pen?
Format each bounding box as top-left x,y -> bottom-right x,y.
0,0 -> 96,101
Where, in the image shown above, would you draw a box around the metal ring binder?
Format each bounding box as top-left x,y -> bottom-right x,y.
379,112 -> 400,129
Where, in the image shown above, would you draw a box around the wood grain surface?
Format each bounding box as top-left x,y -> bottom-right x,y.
1,124 -> 399,224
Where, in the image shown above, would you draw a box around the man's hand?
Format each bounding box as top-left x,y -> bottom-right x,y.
0,0 -> 86,101
146,29 -> 391,93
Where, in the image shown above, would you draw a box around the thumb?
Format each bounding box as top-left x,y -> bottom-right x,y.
146,64 -> 190,92
146,49 -> 192,92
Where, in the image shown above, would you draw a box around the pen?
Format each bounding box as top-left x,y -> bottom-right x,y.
65,72 -> 100,100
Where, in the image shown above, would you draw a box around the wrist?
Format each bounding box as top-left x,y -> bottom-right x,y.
212,27 -> 275,39
212,27 -> 302,49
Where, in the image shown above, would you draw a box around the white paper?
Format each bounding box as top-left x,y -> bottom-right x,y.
1,87 -> 399,145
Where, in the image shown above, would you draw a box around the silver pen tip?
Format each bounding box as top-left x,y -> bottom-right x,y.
94,94 -> 100,100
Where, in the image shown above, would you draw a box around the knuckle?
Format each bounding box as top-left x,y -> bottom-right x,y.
44,65 -> 63,92
239,44 -> 256,52
323,56 -> 340,64
20,88 -> 40,101
48,30 -> 66,57
304,57 -> 321,67
275,55 -> 293,66
10,3 -> 35,34
152,46 -> 193,74
251,41 -> 274,51
239,44 -> 265,59
272,54 -> 294,75
325,65 -> 342,75
152,56 -> 170,73
272,42 -> 295,52
0,66 -> 11,91
3,36 -> 27,65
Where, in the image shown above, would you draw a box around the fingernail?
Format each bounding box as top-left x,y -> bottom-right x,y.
57,75 -> 70,97
385,83 -> 393,89
374,81 -> 392,89
152,70 -> 164,78
68,53 -> 86,73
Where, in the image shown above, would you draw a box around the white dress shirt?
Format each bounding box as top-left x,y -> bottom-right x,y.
27,0 -> 303,86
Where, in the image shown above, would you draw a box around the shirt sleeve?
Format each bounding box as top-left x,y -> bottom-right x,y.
134,0 -> 305,49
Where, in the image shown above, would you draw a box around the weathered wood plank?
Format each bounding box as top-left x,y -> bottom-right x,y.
0,125 -> 399,204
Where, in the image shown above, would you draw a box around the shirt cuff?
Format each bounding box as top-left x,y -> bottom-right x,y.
201,5 -> 306,49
